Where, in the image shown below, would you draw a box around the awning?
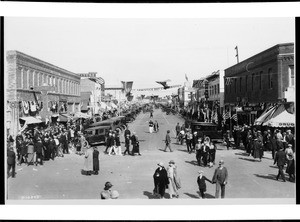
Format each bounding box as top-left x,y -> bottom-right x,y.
74,112 -> 90,119
19,116 -> 42,124
58,114 -> 68,122
254,106 -> 277,125
263,106 -> 295,127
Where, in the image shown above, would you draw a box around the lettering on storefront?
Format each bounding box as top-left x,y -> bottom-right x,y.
243,106 -> 253,111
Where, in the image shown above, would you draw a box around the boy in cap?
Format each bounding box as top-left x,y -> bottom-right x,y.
101,182 -> 119,199
197,170 -> 212,198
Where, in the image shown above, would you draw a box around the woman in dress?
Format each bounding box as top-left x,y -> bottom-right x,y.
83,142 -> 93,176
285,144 -> 295,182
167,160 -> 180,199
26,138 -> 35,166
153,162 -> 169,198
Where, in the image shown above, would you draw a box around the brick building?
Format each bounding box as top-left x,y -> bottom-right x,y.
224,43 -> 294,125
6,50 -> 81,137
79,72 -> 105,115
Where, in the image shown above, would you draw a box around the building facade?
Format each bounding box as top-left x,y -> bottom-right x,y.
6,50 -> 81,137
224,43 -> 294,125
79,72 -> 105,115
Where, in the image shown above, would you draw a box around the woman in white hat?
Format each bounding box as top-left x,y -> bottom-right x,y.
167,160 -> 180,198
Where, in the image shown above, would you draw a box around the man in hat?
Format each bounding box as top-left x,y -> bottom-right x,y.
7,145 -> 16,178
164,130 -> 173,152
212,159 -> 228,198
273,146 -> 286,182
185,130 -> 193,153
34,138 -> 44,166
100,182 -> 114,199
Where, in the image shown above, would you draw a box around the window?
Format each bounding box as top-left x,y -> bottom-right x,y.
268,68 -> 273,89
240,77 -> 242,92
214,85 -> 217,95
251,73 -> 254,91
217,84 -> 220,94
259,71 -> 263,90
23,69 -> 28,89
289,65 -> 294,87
245,75 -> 248,92
234,78 -> 237,93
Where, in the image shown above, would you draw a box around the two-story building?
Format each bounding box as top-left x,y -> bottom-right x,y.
224,43 -> 294,126
6,51 -> 81,137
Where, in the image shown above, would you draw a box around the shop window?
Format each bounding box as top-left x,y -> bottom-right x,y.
259,71 -> 263,90
268,68 -> 273,89
289,65 -> 294,87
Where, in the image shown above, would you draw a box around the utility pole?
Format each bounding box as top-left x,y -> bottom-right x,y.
235,46 -> 239,64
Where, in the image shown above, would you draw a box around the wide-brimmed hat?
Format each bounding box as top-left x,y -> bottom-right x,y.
169,160 -> 175,164
111,190 -> 119,199
157,162 -> 164,167
104,182 -> 113,189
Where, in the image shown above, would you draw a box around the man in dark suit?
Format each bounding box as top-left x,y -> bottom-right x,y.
7,146 -> 16,178
274,147 -> 286,182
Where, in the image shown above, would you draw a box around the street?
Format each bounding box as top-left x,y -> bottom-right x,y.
7,108 -> 295,201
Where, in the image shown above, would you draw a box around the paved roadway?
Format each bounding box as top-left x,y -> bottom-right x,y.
7,108 -> 295,201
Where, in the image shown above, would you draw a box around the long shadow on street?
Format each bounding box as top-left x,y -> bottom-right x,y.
254,173 -> 278,181
238,157 -> 257,162
185,160 -> 198,166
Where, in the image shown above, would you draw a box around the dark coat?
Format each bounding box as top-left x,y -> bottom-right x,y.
93,149 -> 99,171
274,150 -> 286,166
7,150 -> 16,165
48,139 -> 56,151
115,135 -> 121,146
125,137 -> 130,147
34,142 -> 44,154
124,129 -> 131,138
153,167 -> 169,195
17,141 -> 27,155
197,175 -> 212,191
252,140 -> 263,159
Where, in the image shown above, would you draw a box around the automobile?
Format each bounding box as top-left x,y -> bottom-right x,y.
85,125 -> 111,146
190,121 -> 223,141
89,116 -> 126,131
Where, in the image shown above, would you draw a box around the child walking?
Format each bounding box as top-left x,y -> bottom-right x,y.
197,170 -> 212,198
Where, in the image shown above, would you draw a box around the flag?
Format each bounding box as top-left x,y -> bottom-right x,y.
231,113 -> 238,122
235,46 -> 238,57
222,110 -> 230,122
185,74 -> 189,82
213,111 -> 218,124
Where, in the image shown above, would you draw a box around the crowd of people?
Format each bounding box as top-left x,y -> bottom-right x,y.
6,105 -> 295,200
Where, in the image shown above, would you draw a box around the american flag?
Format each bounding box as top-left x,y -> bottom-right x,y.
212,111 -> 218,124
231,113 -> 238,122
222,110 -> 230,122
225,77 -> 233,85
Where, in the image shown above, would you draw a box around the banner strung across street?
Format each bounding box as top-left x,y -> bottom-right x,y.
132,85 -> 182,91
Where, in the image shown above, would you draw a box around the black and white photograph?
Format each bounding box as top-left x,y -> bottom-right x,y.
1,2 -> 299,221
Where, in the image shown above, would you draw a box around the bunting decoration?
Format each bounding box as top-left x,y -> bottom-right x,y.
231,113 -> 238,122
132,85 -> 182,91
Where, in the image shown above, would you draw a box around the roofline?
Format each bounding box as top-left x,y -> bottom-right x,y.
7,50 -> 80,79
225,43 -> 294,71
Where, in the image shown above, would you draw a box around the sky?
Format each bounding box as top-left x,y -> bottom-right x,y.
5,17 -> 295,96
